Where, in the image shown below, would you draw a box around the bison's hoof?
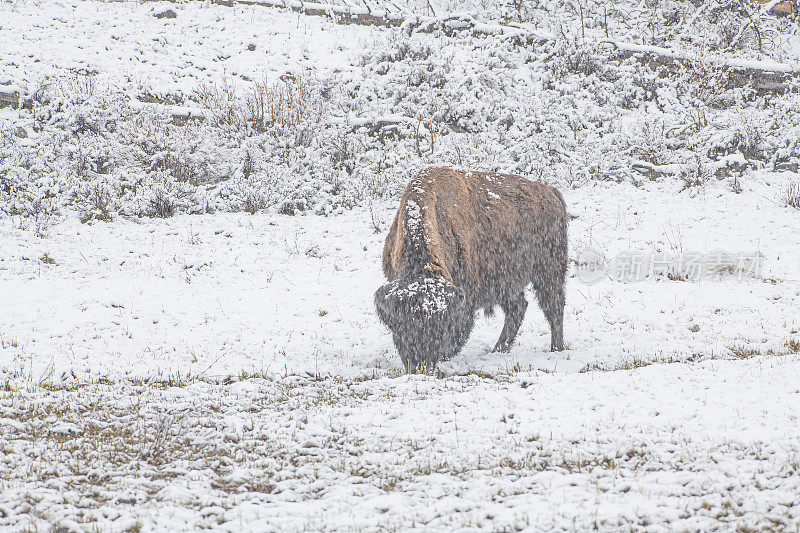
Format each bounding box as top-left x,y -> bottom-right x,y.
492,343 -> 511,353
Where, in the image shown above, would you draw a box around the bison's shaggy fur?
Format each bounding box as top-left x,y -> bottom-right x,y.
375,166 -> 568,372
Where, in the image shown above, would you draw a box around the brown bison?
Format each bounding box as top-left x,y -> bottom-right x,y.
375,166 -> 567,372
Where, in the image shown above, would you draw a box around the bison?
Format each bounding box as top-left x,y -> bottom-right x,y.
375,166 -> 567,372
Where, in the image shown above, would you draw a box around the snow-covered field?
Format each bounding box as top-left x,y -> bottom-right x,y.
3,178 -> 800,531
3,359 -> 800,531
3,178 -> 800,382
3,0 -> 800,531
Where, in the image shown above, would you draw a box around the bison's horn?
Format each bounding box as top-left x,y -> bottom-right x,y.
375,295 -> 388,314
374,285 -> 391,316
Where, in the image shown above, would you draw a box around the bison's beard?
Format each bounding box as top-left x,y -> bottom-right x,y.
390,309 -> 474,373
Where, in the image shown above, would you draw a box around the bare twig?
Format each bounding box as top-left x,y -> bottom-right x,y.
739,2 -> 763,52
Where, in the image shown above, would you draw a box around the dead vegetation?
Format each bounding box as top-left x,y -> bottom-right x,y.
729,337 -> 800,359
196,75 -> 325,135
680,153 -> 712,190
3,369 -> 800,531
786,180 -> 800,209
580,338 -> 800,372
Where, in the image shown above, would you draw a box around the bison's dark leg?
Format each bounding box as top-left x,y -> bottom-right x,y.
546,297 -> 564,352
492,293 -> 527,353
534,275 -> 565,352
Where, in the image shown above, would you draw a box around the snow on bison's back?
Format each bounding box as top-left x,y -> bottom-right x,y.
375,166 -> 568,372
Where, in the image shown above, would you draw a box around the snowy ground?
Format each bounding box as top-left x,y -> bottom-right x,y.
3,176 -> 800,383
3,0 -> 800,531
0,0 -> 372,98
3,359 -> 800,531
3,175 -> 800,530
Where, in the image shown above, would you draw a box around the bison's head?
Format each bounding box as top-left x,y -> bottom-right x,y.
375,276 -> 474,372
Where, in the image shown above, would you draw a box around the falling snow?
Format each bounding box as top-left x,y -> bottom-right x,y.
2,0 -> 800,530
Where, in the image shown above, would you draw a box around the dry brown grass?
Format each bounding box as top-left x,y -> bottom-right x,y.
786,181 -> 800,209
196,75 -> 325,135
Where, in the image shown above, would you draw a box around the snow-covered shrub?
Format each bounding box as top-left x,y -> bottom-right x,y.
0,132 -> 65,232
188,74 -> 376,214
221,161 -> 280,214
73,176 -> 115,223
31,85 -> 127,136
730,120 -> 765,162
704,0 -> 778,53
57,72 -> 99,104
768,95 -> 800,171
72,136 -> 115,178
707,112 -> 765,164
239,176 -> 276,214
118,113 -> 222,186
357,35 -> 490,133
16,197 -> 60,237
614,62 -> 664,110
0,126 -> 14,188
274,163 -> 362,216
194,76 -> 243,132
357,161 -> 409,200
4,4 -> 800,226
622,116 -> 673,166
324,129 -> 363,175
548,39 -> 603,78
247,76 -> 325,135
772,125 -> 800,172
123,170 -> 207,218
680,56 -> 734,111
680,154 -> 711,191
367,35 -> 433,64
141,171 -> 178,218
0,163 -> 62,236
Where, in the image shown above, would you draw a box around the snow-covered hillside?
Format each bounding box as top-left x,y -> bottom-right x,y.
2,0 -> 800,531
